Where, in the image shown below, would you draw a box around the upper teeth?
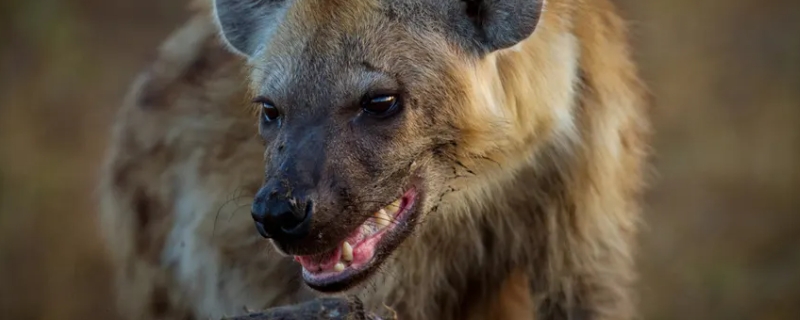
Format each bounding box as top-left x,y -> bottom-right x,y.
374,209 -> 391,227
387,199 -> 401,213
374,199 -> 401,227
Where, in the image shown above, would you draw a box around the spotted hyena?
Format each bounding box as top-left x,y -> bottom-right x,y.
98,0 -> 651,319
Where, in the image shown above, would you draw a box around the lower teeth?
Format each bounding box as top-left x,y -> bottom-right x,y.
334,262 -> 345,272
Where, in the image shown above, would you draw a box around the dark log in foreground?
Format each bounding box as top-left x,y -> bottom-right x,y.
223,297 -> 383,320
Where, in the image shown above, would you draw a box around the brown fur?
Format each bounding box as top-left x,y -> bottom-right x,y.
98,0 -> 650,319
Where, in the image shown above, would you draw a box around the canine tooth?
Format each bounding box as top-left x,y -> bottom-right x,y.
334,262 -> 345,272
342,242 -> 353,262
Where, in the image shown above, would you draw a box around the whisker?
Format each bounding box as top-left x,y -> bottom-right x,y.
212,185 -> 255,240
227,204 -> 251,222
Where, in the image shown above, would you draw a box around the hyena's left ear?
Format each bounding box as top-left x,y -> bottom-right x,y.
449,0 -> 544,53
212,0 -> 290,57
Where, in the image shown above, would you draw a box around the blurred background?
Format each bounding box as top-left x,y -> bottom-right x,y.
0,0 -> 798,319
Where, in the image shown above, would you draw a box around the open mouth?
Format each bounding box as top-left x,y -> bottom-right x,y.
294,187 -> 418,292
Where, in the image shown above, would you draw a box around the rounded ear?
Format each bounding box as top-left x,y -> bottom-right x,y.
212,0 -> 289,57
457,0 -> 544,52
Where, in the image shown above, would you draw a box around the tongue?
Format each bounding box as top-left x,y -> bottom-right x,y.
293,210 -> 397,274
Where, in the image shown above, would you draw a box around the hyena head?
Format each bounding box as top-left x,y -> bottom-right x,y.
213,0 -> 572,293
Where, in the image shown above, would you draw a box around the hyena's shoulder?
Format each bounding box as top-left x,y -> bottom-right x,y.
97,11 -> 310,320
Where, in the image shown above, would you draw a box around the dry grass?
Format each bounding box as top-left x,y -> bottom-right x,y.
1,0 -> 798,319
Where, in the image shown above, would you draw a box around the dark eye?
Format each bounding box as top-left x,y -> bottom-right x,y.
361,94 -> 401,117
254,97 -> 280,122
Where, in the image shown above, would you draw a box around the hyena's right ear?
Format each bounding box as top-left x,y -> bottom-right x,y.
212,0 -> 289,58
449,0 -> 544,54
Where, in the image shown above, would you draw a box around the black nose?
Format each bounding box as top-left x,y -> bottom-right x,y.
251,188 -> 312,242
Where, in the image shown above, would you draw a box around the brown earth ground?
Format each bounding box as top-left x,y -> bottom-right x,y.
1,0 -> 798,319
